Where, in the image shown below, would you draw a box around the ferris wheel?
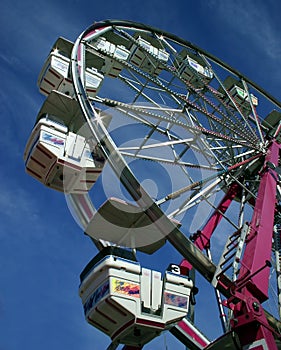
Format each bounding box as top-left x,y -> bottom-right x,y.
24,20 -> 281,349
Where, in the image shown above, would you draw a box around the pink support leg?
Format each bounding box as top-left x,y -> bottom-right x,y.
228,141 -> 281,349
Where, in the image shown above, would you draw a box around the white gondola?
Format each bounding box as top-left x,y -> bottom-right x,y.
83,197 -> 181,254
229,84 -> 258,107
92,36 -> 130,78
262,110 -> 281,142
24,91 -> 108,193
79,246 -> 193,348
37,37 -> 104,98
130,36 -> 170,76
177,50 -> 213,88
220,76 -> 258,115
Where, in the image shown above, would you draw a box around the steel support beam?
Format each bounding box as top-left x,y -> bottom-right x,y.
179,182 -> 240,272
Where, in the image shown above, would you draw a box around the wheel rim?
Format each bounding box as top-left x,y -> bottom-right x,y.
67,19 -> 281,342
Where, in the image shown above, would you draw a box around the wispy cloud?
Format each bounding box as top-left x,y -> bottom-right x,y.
207,0 -> 281,60
0,180 -> 41,236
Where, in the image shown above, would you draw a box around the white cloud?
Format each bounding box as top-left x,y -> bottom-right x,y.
207,0 -> 281,60
0,180 -> 41,235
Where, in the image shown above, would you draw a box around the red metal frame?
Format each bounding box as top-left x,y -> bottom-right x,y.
124,142 -> 280,349
177,142 -> 281,349
180,181 -> 241,272
226,141 -> 281,349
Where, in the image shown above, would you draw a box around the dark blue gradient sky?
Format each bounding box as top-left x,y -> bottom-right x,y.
1,0 -> 281,349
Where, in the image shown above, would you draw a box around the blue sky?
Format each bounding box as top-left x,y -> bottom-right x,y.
1,0 -> 281,349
